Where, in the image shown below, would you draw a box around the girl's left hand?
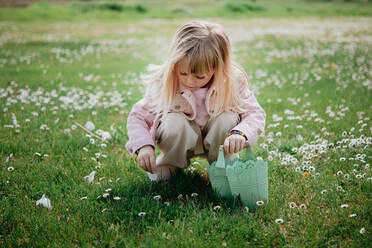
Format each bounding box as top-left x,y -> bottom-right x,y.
223,134 -> 247,154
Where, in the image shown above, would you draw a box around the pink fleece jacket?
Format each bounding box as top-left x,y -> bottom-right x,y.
125,65 -> 266,156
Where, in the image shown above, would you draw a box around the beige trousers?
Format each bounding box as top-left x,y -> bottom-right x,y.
155,112 -> 240,181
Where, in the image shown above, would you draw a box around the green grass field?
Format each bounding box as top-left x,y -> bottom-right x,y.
0,1 -> 371,247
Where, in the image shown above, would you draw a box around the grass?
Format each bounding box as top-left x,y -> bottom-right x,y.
0,1 -> 372,247
1,0 -> 372,22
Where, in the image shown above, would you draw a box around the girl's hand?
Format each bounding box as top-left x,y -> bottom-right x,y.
136,145 -> 156,174
223,134 -> 247,154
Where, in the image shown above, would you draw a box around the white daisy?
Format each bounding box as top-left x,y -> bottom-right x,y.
138,212 -> 146,217
289,202 -> 297,208
299,204 -> 307,210
275,218 -> 284,224
153,195 -> 161,200
256,200 -> 264,206
213,205 -> 221,211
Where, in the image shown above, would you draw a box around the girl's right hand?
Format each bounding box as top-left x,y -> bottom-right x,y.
136,145 -> 156,174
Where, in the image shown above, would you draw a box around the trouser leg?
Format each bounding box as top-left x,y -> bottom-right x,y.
203,112 -> 240,164
155,113 -> 201,176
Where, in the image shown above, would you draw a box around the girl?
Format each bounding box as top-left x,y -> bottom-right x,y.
125,20 -> 266,181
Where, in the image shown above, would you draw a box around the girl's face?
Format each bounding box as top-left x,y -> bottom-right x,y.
176,58 -> 215,90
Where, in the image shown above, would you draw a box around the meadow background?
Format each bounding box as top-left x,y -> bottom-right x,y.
0,0 -> 371,247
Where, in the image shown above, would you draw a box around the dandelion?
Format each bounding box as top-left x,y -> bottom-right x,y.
36,194 -> 52,210
7,166 -> 14,171
213,205 -> 221,211
90,138 -> 95,144
303,172 -> 311,178
191,193 -> 198,197
268,155 -> 273,161
177,194 -> 183,200
341,204 -> 349,208
337,171 -> 343,176
138,212 -> 146,217
360,227 -> 365,235
321,190 -> 327,194
349,214 -> 357,218
299,204 -> 307,210
289,202 -> 297,208
85,121 -> 95,131
80,196 -> 88,200
275,218 -> 284,224
256,200 -> 264,206
113,197 -> 121,200
153,195 -> 161,200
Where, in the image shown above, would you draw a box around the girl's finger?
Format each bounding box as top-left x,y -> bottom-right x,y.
146,156 -> 153,173
223,138 -> 230,154
138,157 -> 146,171
234,139 -> 241,153
229,139 -> 235,154
150,153 -> 156,174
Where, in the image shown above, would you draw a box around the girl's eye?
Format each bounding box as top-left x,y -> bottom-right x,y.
180,72 -> 187,76
196,76 -> 205,80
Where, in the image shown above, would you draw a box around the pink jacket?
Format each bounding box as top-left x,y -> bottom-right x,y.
125,66 -> 266,156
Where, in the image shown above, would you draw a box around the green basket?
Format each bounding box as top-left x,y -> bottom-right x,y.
207,146 -> 268,210
206,146 -> 234,199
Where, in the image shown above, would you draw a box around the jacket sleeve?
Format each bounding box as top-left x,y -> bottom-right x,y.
125,95 -> 156,156
231,70 -> 266,146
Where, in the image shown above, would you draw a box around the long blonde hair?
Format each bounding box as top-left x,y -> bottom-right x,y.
142,20 -> 249,121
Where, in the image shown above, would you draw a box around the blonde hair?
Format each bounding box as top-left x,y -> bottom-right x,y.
142,20 -> 249,121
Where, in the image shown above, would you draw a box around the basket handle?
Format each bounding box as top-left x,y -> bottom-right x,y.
245,146 -> 256,161
215,146 -> 226,168
215,145 -> 255,168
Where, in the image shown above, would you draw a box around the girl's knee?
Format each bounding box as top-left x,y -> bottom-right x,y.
209,112 -> 240,133
161,113 -> 189,136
